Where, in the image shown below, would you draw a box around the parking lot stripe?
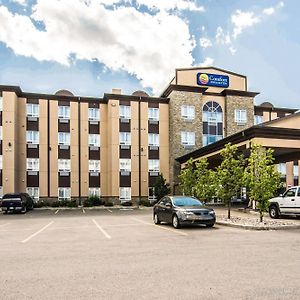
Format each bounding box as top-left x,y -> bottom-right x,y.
106,209 -> 113,213
21,221 -> 54,243
0,223 -> 9,228
92,219 -> 112,239
82,208 -> 86,214
131,218 -> 188,236
54,209 -> 59,215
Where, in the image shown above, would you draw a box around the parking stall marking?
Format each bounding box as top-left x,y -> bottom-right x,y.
131,218 -> 188,236
54,209 -> 59,215
21,221 -> 54,243
92,219 -> 112,239
106,209 -> 113,213
82,208 -> 86,214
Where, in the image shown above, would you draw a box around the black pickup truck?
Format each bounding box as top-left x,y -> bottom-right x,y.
1,193 -> 34,214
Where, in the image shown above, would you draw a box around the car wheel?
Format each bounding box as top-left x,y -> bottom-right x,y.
21,206 -> 27,214
172,214 -> 181,229
206,223 -> 214,228
269,205 -> 279,219
153,213 -> 161,225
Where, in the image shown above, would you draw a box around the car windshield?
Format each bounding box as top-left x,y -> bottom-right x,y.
172,197 -> 203,207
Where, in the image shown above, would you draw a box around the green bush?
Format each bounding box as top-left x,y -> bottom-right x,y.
139,199 -> 152,207
121,201 -> 132,207
67,200 -> 78,208
51,201 -> 60,208
83,196 -> 104,207
104,200 -> 114,207
83,198 -> 93,207
34,201 -> 44,208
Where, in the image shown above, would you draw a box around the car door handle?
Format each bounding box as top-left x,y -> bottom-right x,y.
291,199 -> 295,201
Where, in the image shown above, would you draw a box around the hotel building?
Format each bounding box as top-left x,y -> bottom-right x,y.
0,67 -> 298,203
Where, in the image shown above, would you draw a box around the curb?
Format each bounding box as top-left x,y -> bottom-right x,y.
216,221 -> 300,231
34,206 -> 150,211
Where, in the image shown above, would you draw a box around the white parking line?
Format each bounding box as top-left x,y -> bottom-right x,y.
92,219 -> 111,239
106,209 -> 113,213
131,218 -> 188,236
82,208 -> 86,214
21,221 -> 54,243
54,209 -> 59,215
0,223 -> 9,228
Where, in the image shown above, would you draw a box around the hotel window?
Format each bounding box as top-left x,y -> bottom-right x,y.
58,159 -> 71,172
203,101 -> 223,146
27,131 -> 39,144
148,107 -> 159,121
0,155 -> 2,169
254,115 -> 263,125
88,108 -> 100,121
235,109 -> 247,124
26,104 -> 39,118
148,187 -> 157,201
119,105 -> 131,120
0,96 -> 3,111
277,163 -> 286,178
89,134 -> 100,147
58,132 -> 70,145
119,187 -> 131,202
119,132 -> 131,146
27,158 -> 39,171
120,159 -> 131,172
148,159 -> 160,172
89,188 -> 101,197
148,133 -> 159,147
58,188 -> 71,200
181,131 -> 195,146
293,162 -> 299,178
58,106 -> 70,119
0,126 -> 2,140
89,160 -> 100,172
27,187 -> 39,202
181,105 -> 195,121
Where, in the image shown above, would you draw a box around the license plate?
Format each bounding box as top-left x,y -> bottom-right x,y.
9,207 -> 14,210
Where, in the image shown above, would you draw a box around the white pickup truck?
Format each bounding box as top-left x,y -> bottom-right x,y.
269,186 -> 300,218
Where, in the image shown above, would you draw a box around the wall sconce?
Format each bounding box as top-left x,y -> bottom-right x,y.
8,142 -> 12,147
111,103 -> 116,107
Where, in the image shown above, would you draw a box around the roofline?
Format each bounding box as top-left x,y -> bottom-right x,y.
175,66 -> 247,79
176,126 -> 300,164
254,105 -> 298,113
256,111 -> 300,127
103,93 -> 169,104
160,84 -> 259,98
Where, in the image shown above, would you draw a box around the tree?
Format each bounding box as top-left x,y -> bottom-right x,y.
193,159 -> 217,203
216,143 -> 245,219
244,144 -> 281,222
153,173 -> 171,201
178,158 -> 197,196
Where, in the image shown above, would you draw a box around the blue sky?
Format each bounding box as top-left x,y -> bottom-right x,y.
0,0 -> 299,108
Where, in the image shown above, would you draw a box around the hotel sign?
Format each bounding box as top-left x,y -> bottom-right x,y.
197,73 -> 229,88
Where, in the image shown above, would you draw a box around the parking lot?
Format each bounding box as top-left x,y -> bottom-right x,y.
0,208 -> 300,300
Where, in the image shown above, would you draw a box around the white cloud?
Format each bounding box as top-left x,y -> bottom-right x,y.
200,57 -> 214,67
263,1 -> 284,16
229,46 -> 236,55
215,27 -> 231,45
0,0 -> 196,94
10,0 -> 27,5
199,37 -> 212,48
231,10 -> 260,39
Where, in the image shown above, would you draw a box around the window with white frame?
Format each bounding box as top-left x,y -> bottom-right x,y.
58,106 -> 70,119
0,155 -> 2,169
119,187 -> 131,201
235,109 -> 247,124
27,131 -> 39,144
58,159 -> 71,172
277,163 -> 286,177
293,163 -> 299,178
88,108 -> 100,121
27,187 -> 39,202
148,159 -> 160,172
181,105 -> 195,120
0,126 -> 2,140
88,134 -> 100,147
58,132 -> 70,145
58,188 -> 71,200
119,132 -> 131,145
119,105 -> 131,119
254,115 -> 263,125
26,103 -> 39,117
181,131 -> 195,146
148,133 -> 159,147
0,96 -> 3,111
119,159 -> 131,172
89,160 -> 100,172
27,158 -> 39,171
89,188 -> 101,197
148,187 -> 156,201
148,107 -> 159,121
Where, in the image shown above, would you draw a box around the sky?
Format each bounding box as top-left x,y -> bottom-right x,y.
0,0 -> 299,108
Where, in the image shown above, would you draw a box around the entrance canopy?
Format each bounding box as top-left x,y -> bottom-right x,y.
177,113 -> 300,169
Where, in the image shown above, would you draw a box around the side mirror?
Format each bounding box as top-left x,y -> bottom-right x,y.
165,203 -> 172,208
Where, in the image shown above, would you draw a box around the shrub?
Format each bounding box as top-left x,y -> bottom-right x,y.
51,201 -> 60,208
89,195 -> 103,206
34,201 -> 44,208
67,200 -> 78,208
121,201 -> 133,207
83,198 -> 93,207
104,200 -> 114,207
139,199 -> 152,207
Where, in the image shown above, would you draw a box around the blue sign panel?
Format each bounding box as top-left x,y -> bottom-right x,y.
197,73 -> 229,88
